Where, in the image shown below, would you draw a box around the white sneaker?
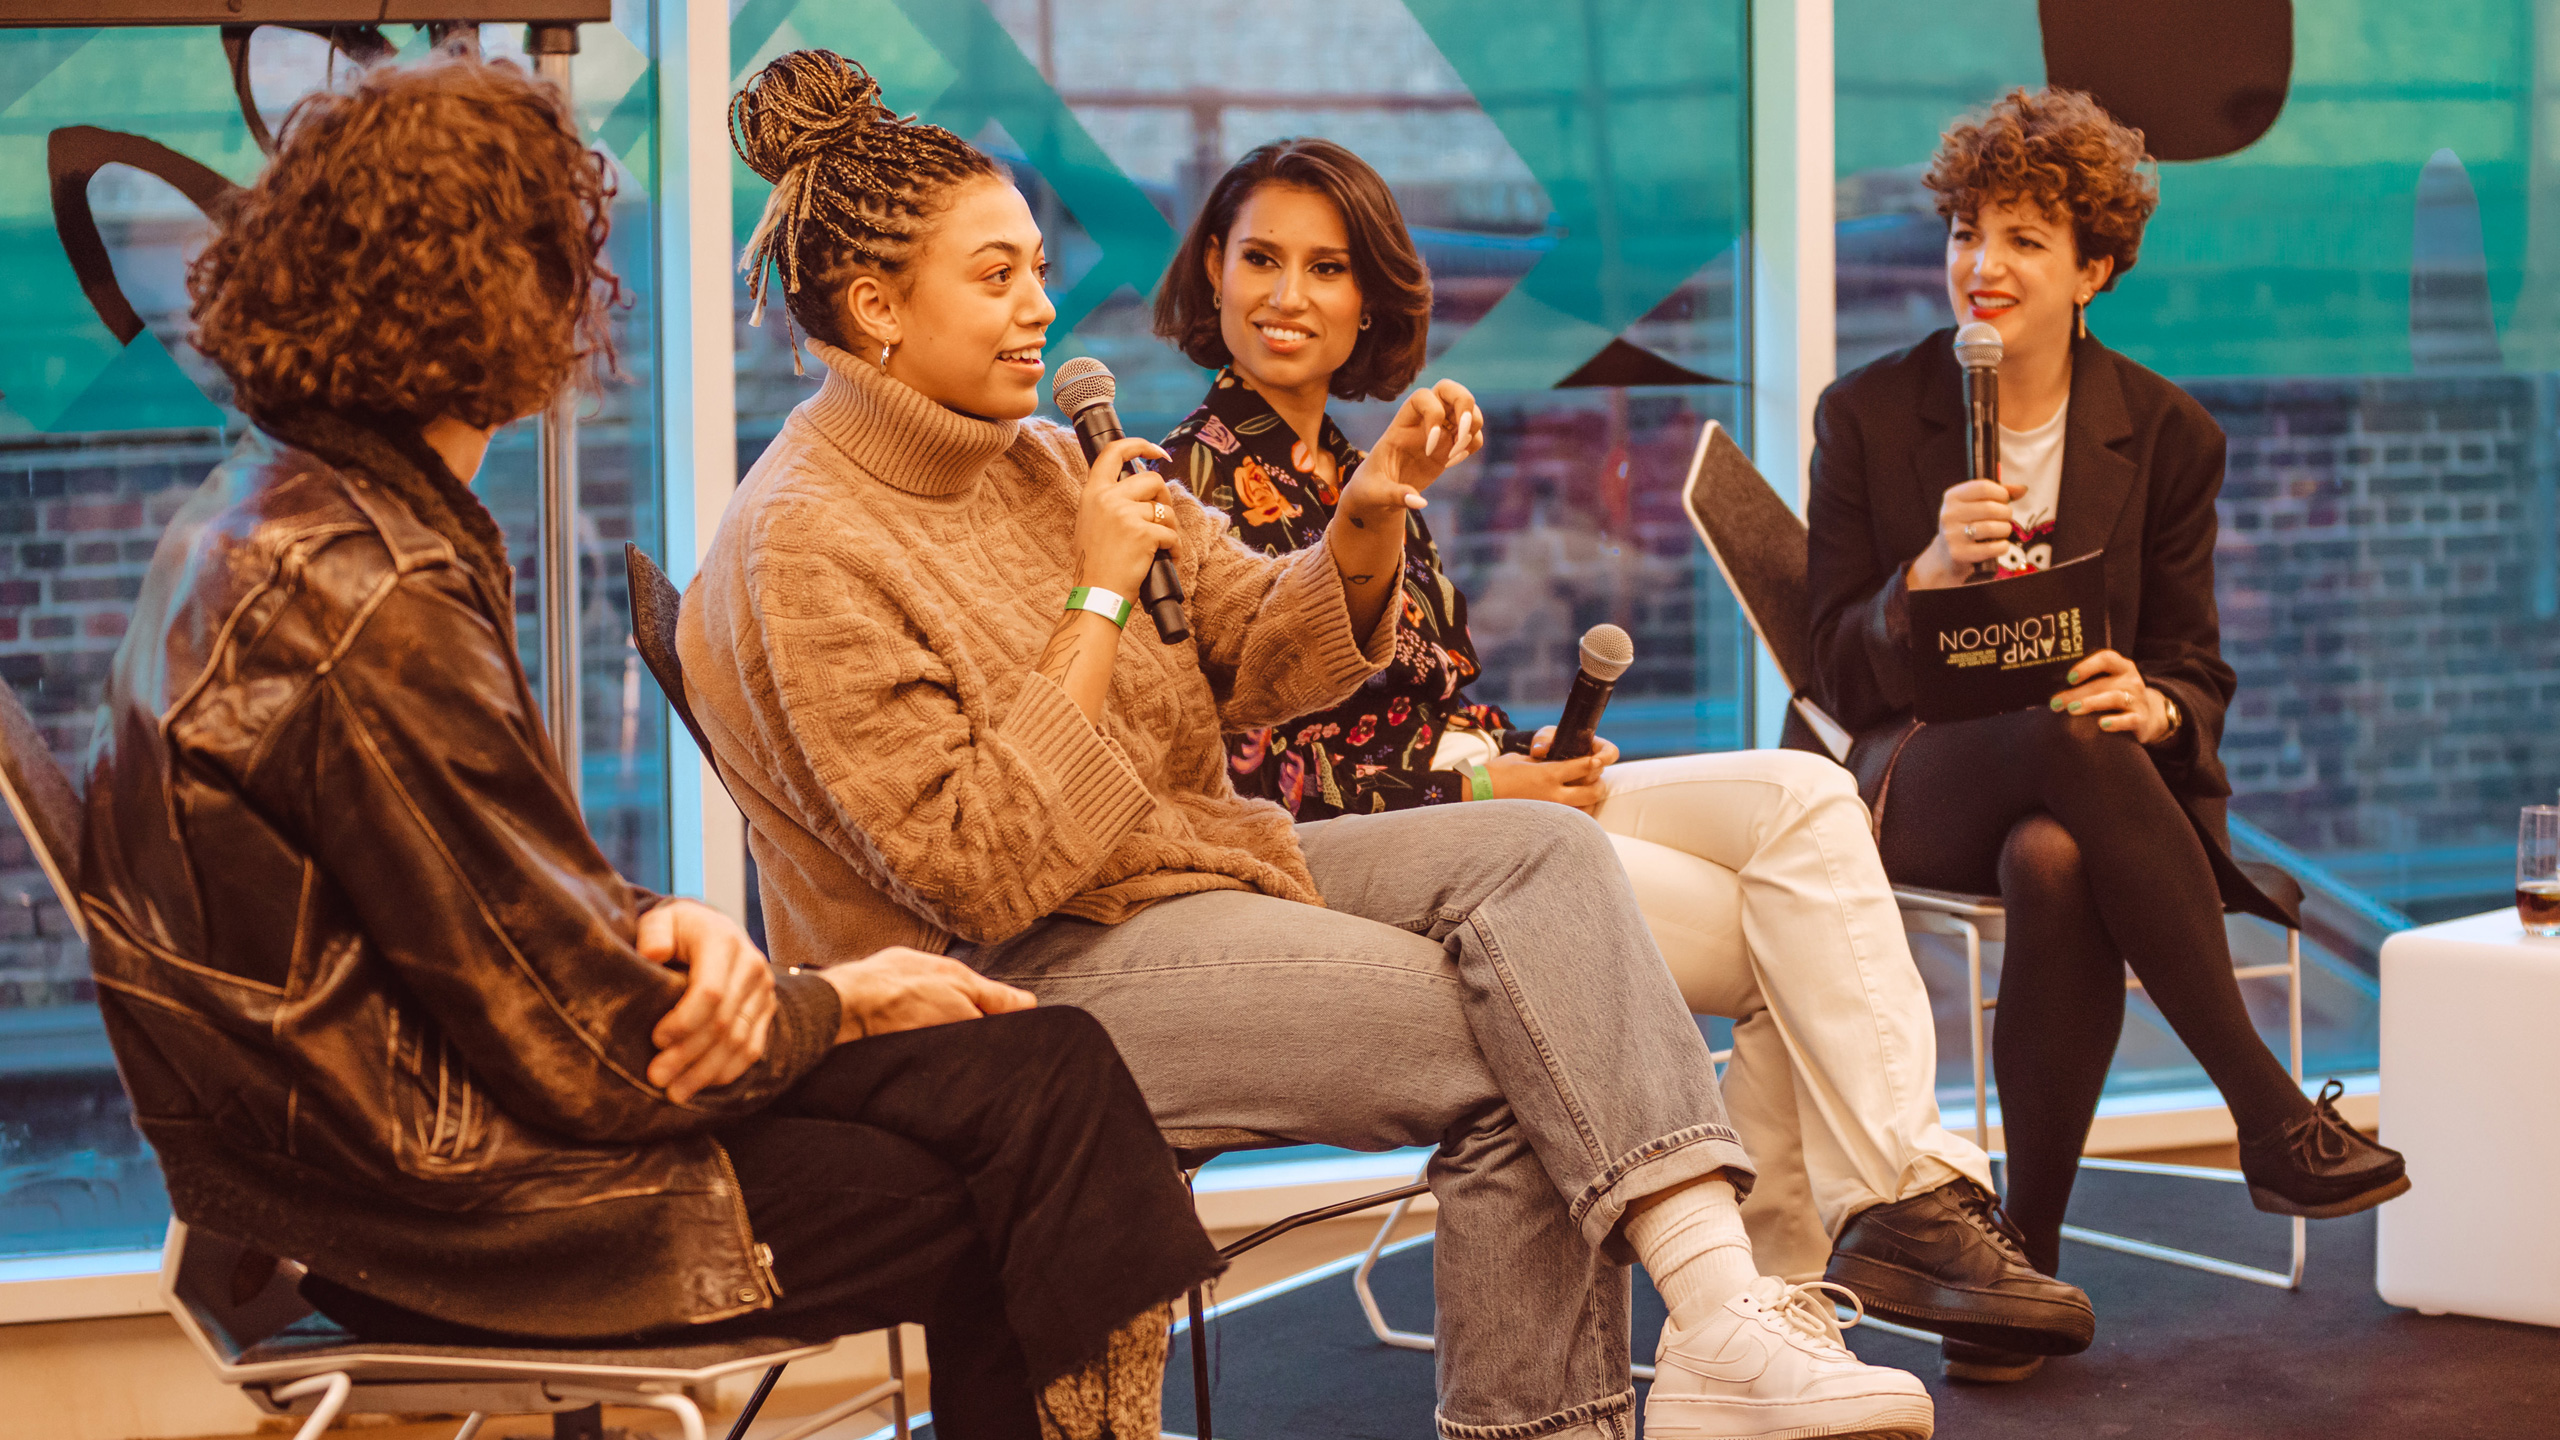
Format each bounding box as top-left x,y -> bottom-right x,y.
1643,1276 -> 1934,1440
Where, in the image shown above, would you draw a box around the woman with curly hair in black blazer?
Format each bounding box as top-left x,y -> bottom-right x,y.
1806,86 -> 2408,1380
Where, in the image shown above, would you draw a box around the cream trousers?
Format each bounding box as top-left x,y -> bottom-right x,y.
1589,748 -> 1993,1280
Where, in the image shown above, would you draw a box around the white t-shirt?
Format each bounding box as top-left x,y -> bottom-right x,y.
1996,398 -> 2067,575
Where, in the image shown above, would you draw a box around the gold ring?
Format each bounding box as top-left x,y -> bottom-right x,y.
1152,501 -> 1169,526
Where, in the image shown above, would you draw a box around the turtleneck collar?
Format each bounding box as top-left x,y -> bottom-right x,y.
799,339 -> 1022,498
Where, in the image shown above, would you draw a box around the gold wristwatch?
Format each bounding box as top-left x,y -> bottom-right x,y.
2149,689 -> 2183,746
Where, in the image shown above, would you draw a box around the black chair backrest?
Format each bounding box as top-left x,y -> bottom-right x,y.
624,543 -> 725,776
1678,422 -> 1850,759
1682,421 -> 1815,692
0,677 -> 86,940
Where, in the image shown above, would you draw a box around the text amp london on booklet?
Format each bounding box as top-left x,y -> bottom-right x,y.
1905,551 -> 2107,724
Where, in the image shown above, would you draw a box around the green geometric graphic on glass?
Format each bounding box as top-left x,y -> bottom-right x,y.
1405,0 -> 1745,392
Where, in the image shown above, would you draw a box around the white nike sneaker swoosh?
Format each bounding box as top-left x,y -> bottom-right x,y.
1677,1324 -> 1772,1385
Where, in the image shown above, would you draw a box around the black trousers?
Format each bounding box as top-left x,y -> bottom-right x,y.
1872,708 -> 2310,1274
309,1006 -> 1220,1440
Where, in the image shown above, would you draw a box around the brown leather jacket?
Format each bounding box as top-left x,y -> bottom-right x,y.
82,412 -> 842,1339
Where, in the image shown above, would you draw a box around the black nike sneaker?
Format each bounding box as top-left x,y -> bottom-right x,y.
1941,1337 -> 2045,1384
2240,1079 -> 2410,1218
1824,1178 -> 2096,1355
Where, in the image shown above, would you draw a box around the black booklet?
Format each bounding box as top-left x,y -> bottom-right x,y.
1905,551 -> 2108,723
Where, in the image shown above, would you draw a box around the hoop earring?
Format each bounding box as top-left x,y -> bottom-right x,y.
880,342 -> 894,372
1212,288 -> 1221,311
1359,313 -> 1373,330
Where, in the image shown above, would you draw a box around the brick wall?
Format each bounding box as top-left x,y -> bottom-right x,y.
2200,373 -> 2560,911
0,422 -> 665,1011
0,436 -> 218,1011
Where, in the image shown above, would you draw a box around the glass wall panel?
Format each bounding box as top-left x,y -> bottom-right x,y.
0,12 -> 669,1264
729,0 -> 1754,757
1836,0 -> 2560,1107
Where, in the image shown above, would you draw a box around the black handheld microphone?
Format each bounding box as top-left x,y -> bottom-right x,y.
1051,357 -> 1189,644
1544,624 -> 1633,763
1953,321 -> 2004,583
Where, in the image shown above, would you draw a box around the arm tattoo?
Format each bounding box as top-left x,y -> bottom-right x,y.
1350,515 -> 1366,528
1346,573 -> 1377,586
1037,625 -> 1083,680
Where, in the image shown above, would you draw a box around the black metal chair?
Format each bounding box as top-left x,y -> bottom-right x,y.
1679,420 -> 2311,1291
625,543 -> 1428,1438
0,672 -> 905,1440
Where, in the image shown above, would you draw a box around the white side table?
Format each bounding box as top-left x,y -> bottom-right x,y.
2375,907 -> 2560,1327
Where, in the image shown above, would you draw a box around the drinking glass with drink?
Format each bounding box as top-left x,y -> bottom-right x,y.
2519,805 -> 2560,936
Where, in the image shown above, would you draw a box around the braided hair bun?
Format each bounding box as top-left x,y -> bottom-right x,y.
731,49 -> 897,188
730,49 -> 1000,361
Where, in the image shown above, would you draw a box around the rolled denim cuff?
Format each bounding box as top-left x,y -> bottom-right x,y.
1568,1121 -> 1757,1264
1438,1386 -> 1635,1440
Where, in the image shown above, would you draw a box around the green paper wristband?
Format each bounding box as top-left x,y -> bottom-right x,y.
1464,759 -> 1494,802
1065,585 -> 1134,629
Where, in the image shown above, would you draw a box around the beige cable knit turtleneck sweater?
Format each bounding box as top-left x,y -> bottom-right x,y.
678,342 -> 1396,969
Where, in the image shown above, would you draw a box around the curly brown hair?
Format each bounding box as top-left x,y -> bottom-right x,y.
188,55 -> 622,430
1154,138 -> 1432,402
729,50 -> 1003,354
1925,87 -> 2158,290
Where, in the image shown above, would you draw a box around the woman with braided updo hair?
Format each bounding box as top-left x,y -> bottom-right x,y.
690,46 -> 1939,1440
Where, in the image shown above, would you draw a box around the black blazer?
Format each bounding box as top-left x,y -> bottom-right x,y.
1806,326 -> 2282,922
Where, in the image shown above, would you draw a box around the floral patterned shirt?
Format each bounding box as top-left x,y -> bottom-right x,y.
1163,369 -> 1523,821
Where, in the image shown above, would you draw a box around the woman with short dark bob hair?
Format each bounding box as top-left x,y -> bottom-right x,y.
1805,85 -> 2408,1380
1153,136 -> 1434,403
1158,134 -> 2120,1394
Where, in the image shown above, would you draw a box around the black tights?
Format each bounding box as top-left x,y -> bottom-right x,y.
1873,708 -> 2309,1274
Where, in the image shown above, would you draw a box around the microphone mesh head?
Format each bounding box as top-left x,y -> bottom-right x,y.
1953,321 -> 2004,369
1052,356 -> 1116,417
1579,623 -> 1634,683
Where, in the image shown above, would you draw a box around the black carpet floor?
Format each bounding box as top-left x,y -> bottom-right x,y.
1142,1167 -> 2559,1439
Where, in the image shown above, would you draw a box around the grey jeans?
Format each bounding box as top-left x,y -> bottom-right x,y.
971,800 -> 1752,1440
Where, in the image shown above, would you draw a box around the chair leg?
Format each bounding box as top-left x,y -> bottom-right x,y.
555,1390 -> 708,1440
272,1373 -> 351,1440
890,1326 -> 910,1440
2062,1190 -> 2304,1289
722,1364 -> 788,1440
2287,924 -> 2305,1084
1962,917 -> 1990,1154
1188,1284 -> 1213,1440
2286,925 -> 2309,1289
1354,1196 -> 1433,1354
759,1380 -> 903,1440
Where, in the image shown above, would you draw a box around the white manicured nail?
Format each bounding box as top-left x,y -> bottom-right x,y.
1455,410 -> 1474,456
1424,425 -> 1442,456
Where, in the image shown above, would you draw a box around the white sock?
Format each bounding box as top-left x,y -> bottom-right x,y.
1624,1176 -> 1758,1324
